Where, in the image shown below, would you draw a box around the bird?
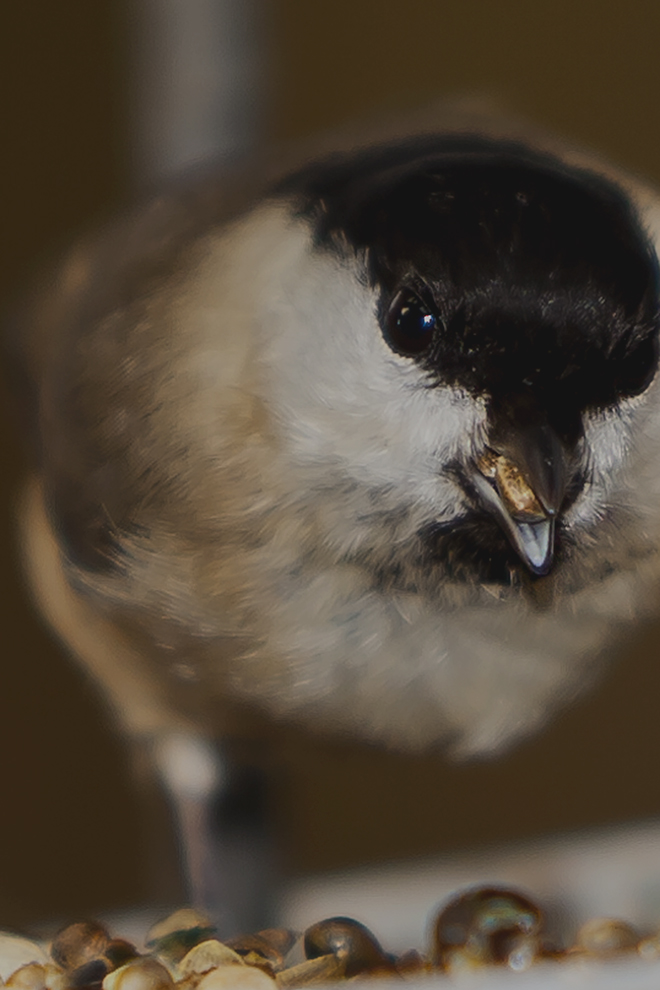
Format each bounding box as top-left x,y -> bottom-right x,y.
8,106 -> 660,928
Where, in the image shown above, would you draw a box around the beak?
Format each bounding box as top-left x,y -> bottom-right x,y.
469,420 -> 569,576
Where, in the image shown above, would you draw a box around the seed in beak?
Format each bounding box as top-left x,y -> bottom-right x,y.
477,451 -> 546,522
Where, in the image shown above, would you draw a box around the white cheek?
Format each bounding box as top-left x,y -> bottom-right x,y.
570,397 -> 651,529
257,221 -> 486,516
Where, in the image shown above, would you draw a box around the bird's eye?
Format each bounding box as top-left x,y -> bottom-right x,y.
384,288 -> 438,356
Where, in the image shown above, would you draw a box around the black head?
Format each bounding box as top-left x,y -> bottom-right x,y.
280,134 -> 659,428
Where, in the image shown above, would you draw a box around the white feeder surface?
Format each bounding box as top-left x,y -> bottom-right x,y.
279,817 -> 660,988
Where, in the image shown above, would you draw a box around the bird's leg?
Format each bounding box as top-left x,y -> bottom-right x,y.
151,733 -> 223,912
151,731 -> 277,937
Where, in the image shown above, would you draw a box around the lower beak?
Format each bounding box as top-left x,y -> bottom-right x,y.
471,468 -> 556,575
470,422 -> 569,576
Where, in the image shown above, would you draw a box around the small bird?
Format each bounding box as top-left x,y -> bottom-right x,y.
9,109 -> 660,924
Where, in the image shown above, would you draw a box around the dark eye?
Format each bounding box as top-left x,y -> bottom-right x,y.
384,288 -> 438,356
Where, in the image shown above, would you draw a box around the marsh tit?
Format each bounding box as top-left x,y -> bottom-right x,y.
11,110 -> 660,919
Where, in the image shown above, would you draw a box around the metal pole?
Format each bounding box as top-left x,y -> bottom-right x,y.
128,0 -> 265,186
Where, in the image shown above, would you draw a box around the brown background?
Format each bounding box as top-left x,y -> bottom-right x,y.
2,0 -> 660,931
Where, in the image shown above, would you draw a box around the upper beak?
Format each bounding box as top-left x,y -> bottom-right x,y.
469,420 -> 569,576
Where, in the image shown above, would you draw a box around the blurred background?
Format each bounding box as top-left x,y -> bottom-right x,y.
2,0 -> 660,933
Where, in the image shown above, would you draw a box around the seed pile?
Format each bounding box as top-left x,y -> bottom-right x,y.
2,886 -> 660,988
